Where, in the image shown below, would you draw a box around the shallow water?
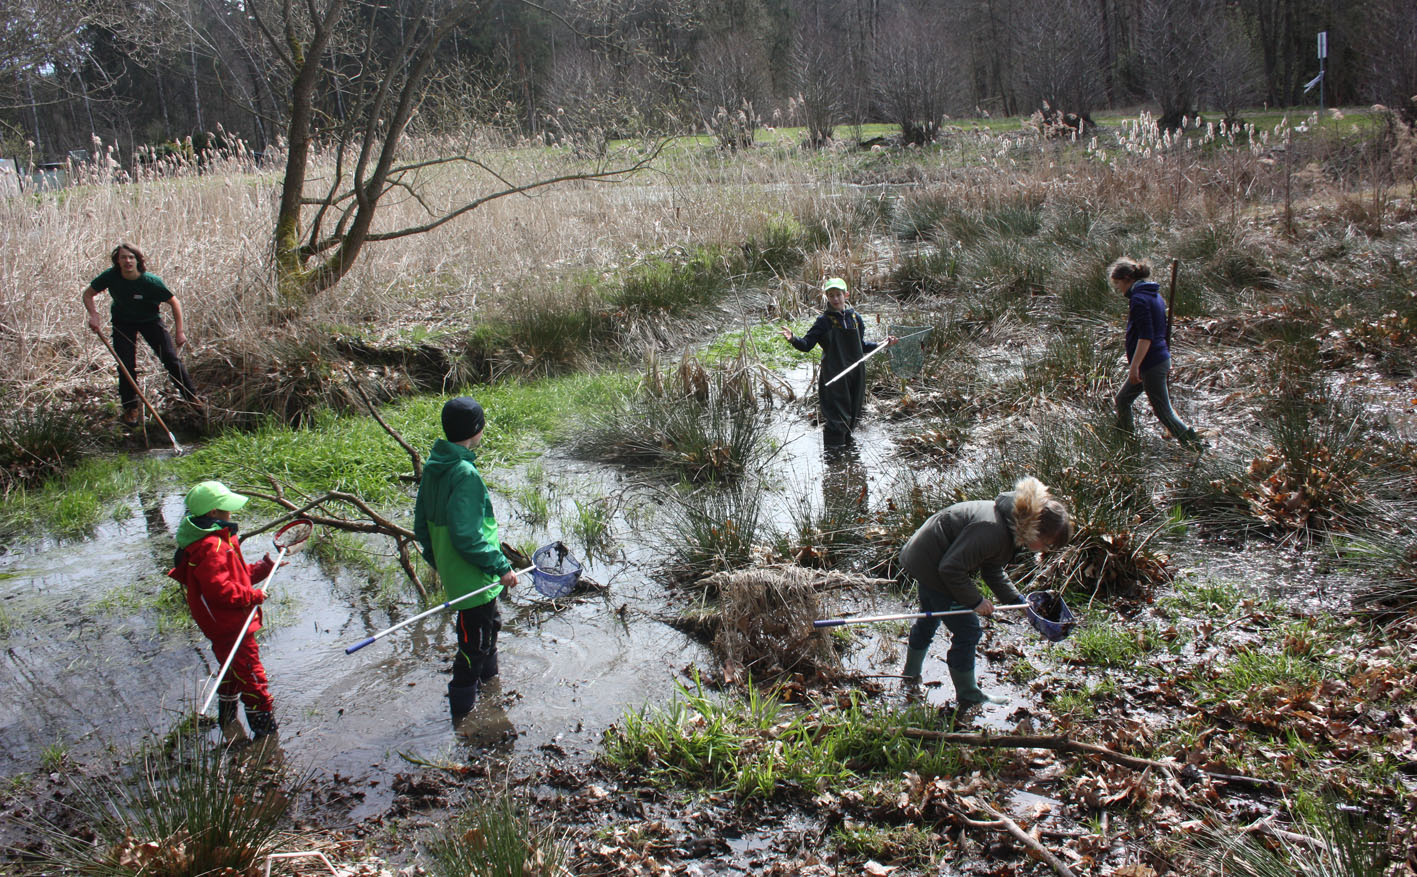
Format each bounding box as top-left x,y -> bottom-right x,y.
0,357 -> 1367,818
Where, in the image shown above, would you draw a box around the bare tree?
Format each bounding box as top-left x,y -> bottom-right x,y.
1362,0 -> 1417,128
1142,0 -> 1214,129
1203,11 -> 1264,124
242,0 -> 664,302
693,29 -> 770,150
788,13 -> 845,148
1013,0 -> 1104,125
873,2 -> 957,145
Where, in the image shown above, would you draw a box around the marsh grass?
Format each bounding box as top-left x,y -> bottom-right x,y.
421,791 -> 568,877
602,683 -> 964,802
25,731 -> 299,877
0,403 -> 99,493
0,455 -> 156,539
180,373 -> 627,509
1066,619 -> 1159,668
1185,802 -> 1390,877
1198,647 -> 1327,707
661,482 -> 768,583
573,355 -> 774,484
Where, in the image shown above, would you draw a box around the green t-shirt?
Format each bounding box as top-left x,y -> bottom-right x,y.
91,267 -> 173,324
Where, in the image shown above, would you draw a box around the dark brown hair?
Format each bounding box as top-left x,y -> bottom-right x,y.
1038,500 -> 1072,549
1107,257 -> 1151,284
111,242 -> 146,274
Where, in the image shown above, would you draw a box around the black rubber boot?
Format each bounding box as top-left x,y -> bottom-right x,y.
449,683 -> 479,726
218,695 -> 240,728
245,709 -> 278,739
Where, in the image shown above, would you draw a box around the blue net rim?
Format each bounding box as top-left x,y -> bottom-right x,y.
531,542 -> 581,598
1025,591 -> 1076,642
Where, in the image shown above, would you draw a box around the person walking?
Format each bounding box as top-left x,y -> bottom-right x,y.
1110,258 -> 1199,446
899,477 -> 1072,706
82,242 -> 200,425
414,397 -> 517,730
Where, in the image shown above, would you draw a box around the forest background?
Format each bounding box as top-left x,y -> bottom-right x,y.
5,0 -> 1417,168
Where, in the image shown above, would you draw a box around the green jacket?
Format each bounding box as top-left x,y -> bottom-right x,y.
899,491 -> 1025,608
414,439 -> 512,605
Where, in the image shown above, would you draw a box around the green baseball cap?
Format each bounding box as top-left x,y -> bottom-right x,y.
822,277 -> 848,293
185,481 -> 248,516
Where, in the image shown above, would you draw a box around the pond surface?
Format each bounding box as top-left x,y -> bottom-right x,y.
0,359 -> 1357,822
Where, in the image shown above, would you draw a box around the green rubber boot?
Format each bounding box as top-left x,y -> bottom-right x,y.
949,667 -> 1006,705
902,648 -> 928,682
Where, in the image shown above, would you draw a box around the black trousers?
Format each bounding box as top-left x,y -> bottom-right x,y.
112,320 -> 198,411
452,600 -> 502,689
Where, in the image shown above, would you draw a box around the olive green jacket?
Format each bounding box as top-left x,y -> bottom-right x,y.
899,491 -> 1025,609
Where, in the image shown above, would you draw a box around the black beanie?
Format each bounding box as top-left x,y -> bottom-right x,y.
441,396 -> 486,442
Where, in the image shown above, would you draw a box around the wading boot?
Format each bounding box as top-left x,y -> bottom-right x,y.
949,667 -> 1006,706
218,695 -> 240,728
902,648 -> 928,685
448,683 -> 479,729
245,709 -> 278,739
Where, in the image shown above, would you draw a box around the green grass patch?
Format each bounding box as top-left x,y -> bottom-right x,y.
176,372 -> 630,511
0,455 -> 159,540
421,792 -> 568,877
1067,620 -> 1158,667
91,576 -> 193,632
602,683 -> 980,804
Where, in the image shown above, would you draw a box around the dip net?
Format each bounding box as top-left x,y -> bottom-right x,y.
888,325 -> 932,378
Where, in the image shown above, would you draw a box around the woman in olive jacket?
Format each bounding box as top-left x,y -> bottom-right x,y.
899,477 -> 1071,705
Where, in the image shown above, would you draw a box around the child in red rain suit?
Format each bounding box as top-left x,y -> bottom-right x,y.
169,480 -> 281,738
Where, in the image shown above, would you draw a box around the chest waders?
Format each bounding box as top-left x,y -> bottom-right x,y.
818,312 -> 866,445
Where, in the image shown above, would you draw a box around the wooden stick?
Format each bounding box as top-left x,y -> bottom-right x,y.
902,729 -> 1284,792
344,367 -> 422,480
1166,258 -> 1179,345
977,802 -> 1079,877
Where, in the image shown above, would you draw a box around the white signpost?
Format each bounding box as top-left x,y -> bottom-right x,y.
1317,31 -> 1327,112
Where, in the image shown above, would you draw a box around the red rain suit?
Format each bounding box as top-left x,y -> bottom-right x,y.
169,528 -> 276,711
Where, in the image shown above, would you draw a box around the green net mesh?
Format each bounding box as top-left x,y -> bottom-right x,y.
887,325 -> 932,378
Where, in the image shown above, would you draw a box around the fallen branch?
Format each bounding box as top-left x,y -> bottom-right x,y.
974,802 -> 1079,877
902,729 -> 1284,792
241,477 -> 429,599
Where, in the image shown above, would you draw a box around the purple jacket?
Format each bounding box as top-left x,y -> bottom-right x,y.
1124,281 -> 1170,370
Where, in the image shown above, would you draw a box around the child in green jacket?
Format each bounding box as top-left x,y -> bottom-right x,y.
414,397 -> 517,727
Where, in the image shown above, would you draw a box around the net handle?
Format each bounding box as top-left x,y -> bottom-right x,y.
273,518 -> 314,550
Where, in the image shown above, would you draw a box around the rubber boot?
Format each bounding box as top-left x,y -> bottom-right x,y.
218,695 -> 240,728
245,709 -> 279,739
448,683 -> 479,727
902,648 -> 928,683
949,667 -> 1006,706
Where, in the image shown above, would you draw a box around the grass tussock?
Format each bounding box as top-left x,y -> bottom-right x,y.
22,731 -> 299,876
421,792 -> 568,877
573,351 -> 778,484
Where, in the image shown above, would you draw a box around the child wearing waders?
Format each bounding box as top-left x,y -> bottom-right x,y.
781,277 -> 897,446
414,397 -> 517,730
169,481 -> 295,738
899,477 -> 1071,706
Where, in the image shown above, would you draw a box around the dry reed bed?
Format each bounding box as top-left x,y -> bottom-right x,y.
0,142 -> 850,407
1,112 -> 1402,410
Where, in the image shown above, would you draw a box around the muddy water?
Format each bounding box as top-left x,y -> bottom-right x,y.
0,351 -> 1358,818
0,364 -> 954,818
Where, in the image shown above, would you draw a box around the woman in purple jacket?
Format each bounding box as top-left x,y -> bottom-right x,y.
1110,258 -> 1199,446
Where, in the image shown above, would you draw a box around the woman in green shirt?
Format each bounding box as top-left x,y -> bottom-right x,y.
82,242 -> 199,425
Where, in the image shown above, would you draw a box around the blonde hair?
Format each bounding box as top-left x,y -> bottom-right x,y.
1108,257 -> 1152,284
1012,477 -> 1073,549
